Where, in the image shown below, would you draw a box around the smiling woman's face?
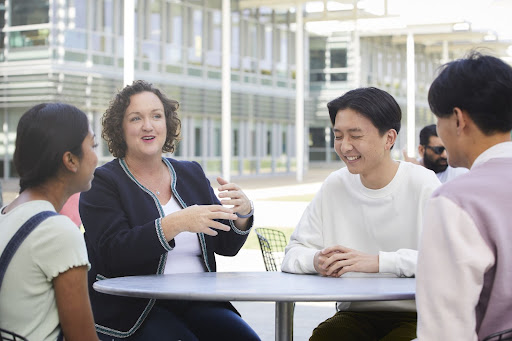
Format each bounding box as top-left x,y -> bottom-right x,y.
122,91 -> 167,160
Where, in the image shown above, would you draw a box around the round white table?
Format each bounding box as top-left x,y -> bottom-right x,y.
93,272 -> 415,341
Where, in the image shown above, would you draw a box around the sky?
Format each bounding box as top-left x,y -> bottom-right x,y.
304,0 -> 512,45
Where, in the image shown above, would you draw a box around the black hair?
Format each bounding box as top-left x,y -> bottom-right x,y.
419,124 -> 438,146
327,87 -> 402,136
428,51 -> 512,134
14,102 -> 89,192
102,80 -> 181,158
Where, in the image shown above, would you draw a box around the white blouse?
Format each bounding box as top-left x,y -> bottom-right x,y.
162,197 -> 205,274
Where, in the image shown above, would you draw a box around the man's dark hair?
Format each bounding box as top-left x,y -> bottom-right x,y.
14,103 -> 89,192
428,51 -> 512,135
327,87 -> 401,136
419,124 -> 437,146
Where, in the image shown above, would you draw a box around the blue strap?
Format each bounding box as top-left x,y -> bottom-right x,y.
0,210 -> 58,291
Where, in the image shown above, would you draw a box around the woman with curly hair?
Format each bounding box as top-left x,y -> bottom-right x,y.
79,80 -> 259,340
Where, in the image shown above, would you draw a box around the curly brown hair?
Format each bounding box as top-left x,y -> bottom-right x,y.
102,80 -> 181,158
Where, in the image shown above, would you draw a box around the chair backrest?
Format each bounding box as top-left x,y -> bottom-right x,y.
483,328 -> 512,341
255,228 -> 288,271
0,328 -> 28,341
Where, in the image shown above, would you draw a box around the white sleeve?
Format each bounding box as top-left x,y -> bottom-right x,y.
416,196 -> 494,341
379,171 -> 440,278
281,188 -> 325,274
379,249 -> 417,277
32,216 -> 90,281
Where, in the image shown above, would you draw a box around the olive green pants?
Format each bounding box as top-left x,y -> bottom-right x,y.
310,311 -> 417,341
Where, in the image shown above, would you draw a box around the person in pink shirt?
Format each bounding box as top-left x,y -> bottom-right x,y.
60,192 -> 82,227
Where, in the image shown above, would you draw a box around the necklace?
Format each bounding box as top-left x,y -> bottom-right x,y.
127,160 -> 167,196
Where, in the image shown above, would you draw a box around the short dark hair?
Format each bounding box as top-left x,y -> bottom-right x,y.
419,124 -> 438,146
102,80 -> 181,158
428,51 -> 512,135
327,87 -> 402,136
14,103 -> 89,192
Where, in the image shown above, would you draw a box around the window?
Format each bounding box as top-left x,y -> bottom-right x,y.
194,127 -> 202,157
147,0 -> 161,41
330,48 -> 347,68
104,0 -> 114,34
231,13 -> 240,69
188,7 -> 203,63
206,10 -> 221,67
260,25 -> 272,72
233,128 -> 239,156
310,49 -> 326,82
9,30 -> 49,48
11,0 -> 49,26
64,0 -> 87,50
73,0 -> 87,30
0,2 -> 4,51
165,2 -> 183,64
214,126 -> 221,157
277,29 -> 288,73
331,48 -> 347,82
309,128 -> 326,148
266,130 -> 272,156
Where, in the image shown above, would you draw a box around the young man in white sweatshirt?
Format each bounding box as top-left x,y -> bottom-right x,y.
281,87 -> 440,341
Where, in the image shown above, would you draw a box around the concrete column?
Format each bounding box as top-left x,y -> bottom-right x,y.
123,0 -> 134,86
441,40 -> 449,64
221,0 -> 231,181
295,2 -> 304,181
406,32 -> 416,157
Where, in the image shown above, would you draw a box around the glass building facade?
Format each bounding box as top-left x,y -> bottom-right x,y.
308,33 -> 444,163
0,0 -> 452,179
0,0 -> 311,178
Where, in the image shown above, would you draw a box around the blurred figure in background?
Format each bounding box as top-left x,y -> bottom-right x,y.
403,124 -> 468,183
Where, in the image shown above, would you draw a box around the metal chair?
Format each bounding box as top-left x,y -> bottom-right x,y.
0,328 -> 28,341
483,328 -> 512,341
255,228 -> 288,271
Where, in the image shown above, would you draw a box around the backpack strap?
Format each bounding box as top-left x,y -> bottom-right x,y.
0,211 -> 58,291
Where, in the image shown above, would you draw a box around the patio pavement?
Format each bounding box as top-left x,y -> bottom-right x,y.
215,164 -> 340,340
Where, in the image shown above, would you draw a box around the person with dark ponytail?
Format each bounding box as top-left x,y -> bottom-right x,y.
0,103 -> 99,341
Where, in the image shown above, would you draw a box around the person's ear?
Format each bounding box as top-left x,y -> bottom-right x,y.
385,129 -> 398,150
453,107 -> 466,135
62,151 -> 79,173
418,145 -> 425,157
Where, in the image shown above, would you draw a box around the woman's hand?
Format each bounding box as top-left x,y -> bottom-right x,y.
162,204 -> 237,240
217,177 -> 253,230
216,177 -> 252,217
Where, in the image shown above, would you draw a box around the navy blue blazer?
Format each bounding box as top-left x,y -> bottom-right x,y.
79,158 -> 253,337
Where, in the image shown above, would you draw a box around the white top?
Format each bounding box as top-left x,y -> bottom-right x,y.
416,141 -> 512,341
0,200 -> 90,341
281,161 -> 440,312
162,197 -> 204,274
436,165 -> 468,183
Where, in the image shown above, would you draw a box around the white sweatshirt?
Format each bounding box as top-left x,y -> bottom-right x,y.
281,161 -> 440,311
